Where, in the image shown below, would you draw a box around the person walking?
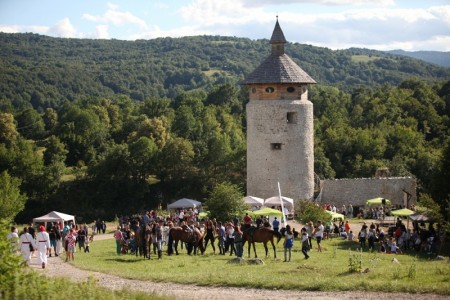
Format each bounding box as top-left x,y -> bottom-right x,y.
233,225 -> 243,258
113,226 -> 123,255
226,223 -> 235,256
283,224 -> 294,262
77,226 -> 87,252
301,227 -> 310,259
19,227 -> 36,265
344,220 -> 350,235
35,226 -> 50,269
204,219 -> 216,254
306,221 -> 314,250
217,222 -> 226,255
155,220 -> 164,259
7,226 -> 19,253
313,220 -> 324,253
48,228 -> 57,257
65,228 -> 77,261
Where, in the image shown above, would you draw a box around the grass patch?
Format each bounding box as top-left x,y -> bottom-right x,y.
202,68 -> 233,78
351,55 -> 380,63
70,236 -> 450,294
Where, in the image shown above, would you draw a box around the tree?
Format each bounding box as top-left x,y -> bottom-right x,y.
294,200 -> 330,225
129,136 -> 158,181
431,137 -> 450,220
43,135 -> 68,165
15,108 -> 46,140
0,113 -> 19,146
205,182 -> 246,222
43,108 -> 58,133
0,171 -> 27,220
156,137 -> 194,182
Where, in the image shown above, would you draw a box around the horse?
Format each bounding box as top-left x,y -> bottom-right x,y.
242,225 -> 282,259
167,224 -> 205,255
135,224 -> 152,259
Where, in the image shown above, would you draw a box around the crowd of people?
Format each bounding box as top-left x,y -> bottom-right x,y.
6,221 -> 94,269
113,210 -> 320,262
7,206 -> 442,268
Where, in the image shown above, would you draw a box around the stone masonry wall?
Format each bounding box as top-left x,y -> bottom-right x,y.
320,177 -> 417,208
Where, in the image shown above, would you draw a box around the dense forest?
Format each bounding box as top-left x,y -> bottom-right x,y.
0,33 -> 449,223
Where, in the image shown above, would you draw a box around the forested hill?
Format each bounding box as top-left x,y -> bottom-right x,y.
1,32 -> 449,110
387,49 -> 450,68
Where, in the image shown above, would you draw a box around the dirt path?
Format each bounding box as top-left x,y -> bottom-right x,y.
31,232 -> 448,300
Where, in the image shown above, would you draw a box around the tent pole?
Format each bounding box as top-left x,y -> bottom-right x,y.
278,182 -> 287,225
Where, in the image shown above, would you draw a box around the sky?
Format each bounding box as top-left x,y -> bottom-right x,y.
1,0 -> 449,52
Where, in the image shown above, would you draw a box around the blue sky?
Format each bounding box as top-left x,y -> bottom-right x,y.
1,0 -> 449,51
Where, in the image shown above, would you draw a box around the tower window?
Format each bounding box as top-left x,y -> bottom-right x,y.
251,87 -> 256,93
287,112 -> 297,124
271,143 -> 282,150
287,87 -> 295,93
265,87 -> 275,93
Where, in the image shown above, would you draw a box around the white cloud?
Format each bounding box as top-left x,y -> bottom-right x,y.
0,25 -> 49,35
240,0 -> 394,7
129,25 -> 209,40
179,0 -> 266,25
83,3 -> 148,29
95,25 -> 110,39
295,5 -> 450,50
48,18 -> 77,38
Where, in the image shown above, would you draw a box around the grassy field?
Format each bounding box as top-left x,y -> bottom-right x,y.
351,54 -> 380,63
69,229 -> 450,295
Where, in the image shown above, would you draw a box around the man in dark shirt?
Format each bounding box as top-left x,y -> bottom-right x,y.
255,216 -> 263,228
272,217 -> 280,232
28,223 -> 36,238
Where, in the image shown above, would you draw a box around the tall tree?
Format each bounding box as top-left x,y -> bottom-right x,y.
205,182 -> 246,222
0,171 -> 27,220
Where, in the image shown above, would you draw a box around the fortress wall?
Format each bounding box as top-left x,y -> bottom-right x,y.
320,177 -> 416,208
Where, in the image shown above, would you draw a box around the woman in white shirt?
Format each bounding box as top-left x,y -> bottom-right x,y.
7,226 -> 19,253
314,221 -> 324,253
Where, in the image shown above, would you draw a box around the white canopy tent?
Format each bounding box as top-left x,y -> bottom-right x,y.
264,196 -> 294,209
243,196 -> 264,206
167,198 -> 202,209
33,211 -> 76,226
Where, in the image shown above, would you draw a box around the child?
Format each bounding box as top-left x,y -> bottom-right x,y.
379,240 -> 386,253
347,230 -> 354,241
65,228 -> 76,261
390,241 -> 401,254
85,234 -> 93,253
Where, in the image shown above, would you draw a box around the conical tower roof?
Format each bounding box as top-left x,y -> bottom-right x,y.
243,19 -> 316,85
270,19 -> 287,44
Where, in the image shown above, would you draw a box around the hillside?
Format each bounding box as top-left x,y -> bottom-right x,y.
1,33 -> 450,110
388,49 -> 450,68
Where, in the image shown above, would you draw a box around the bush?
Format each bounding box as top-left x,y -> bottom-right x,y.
294,200 -> 330,225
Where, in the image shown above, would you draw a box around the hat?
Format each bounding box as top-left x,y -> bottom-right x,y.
39,226 -> 45,232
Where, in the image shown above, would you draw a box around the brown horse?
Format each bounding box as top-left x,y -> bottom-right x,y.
242,225 -> 282,259
135,224 -> 152,259
167,224 -> 205,255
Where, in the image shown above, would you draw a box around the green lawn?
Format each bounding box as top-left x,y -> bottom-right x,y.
69,235 -> 450,295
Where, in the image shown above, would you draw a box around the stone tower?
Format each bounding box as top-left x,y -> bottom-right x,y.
243,19 -> 316,200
